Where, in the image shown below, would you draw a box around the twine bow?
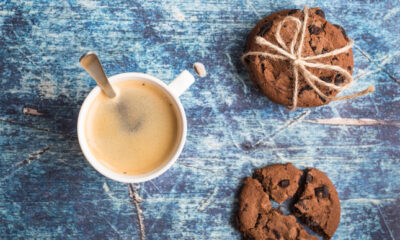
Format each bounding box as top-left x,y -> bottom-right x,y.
242,6 -> 374,110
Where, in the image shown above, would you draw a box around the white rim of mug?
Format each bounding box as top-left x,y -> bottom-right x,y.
77,72 -> 187,183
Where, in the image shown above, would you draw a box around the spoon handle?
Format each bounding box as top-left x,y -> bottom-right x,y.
79,52 -> 116,98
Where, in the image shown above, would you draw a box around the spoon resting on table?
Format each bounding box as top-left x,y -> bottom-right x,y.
79,52 -> 142,132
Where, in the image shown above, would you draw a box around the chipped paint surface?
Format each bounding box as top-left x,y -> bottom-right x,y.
0,0 -> 399,239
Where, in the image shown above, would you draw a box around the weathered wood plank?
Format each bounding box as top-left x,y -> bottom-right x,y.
0,0 -> 399,239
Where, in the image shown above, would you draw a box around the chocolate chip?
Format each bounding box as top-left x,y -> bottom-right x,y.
259,56 -> 265,61
261,63 -> 266,72
320,76 -> 332,83
273,229 -> 281,239
243,203 -> 248,212
332,56 -> 338,61
315,185 -> 330,198
311,46 -> 316,52
303,196 -> 313,200
333,24 -> 347,38
299,85 -> 313,95
319,95 -> 327,103
262,187 -> 267,193
322,48 -> 328,54
334,74 -> 345,85
288,9 -> 299,15
278,179 -> 290,188
346,52 -> 350,56
347,66 -> 352,71
244,56 -> 250,64
308,25 -> 322,35
306,174 -> 313,183
258,21 -> 273,36
315,9 -> 325,18
254,213 -> 262,228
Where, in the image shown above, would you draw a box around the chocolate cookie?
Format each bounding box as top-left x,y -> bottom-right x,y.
238,177 -> 271,235
237,164 -> 341,239
243,7 -> 353,108
246,209 -> 319,240
293,168 -> 341,239
254,163 -> 302,204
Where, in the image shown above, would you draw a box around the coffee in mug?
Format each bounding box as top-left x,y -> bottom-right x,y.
78,71 -> 194,182
84,79 -> 182,176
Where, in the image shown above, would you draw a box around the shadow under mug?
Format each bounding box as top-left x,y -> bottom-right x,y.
77,71 -> 195,183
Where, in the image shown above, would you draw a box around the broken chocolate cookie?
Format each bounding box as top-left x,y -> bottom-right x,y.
246,209 -> 319,240
293,168 -> 341,240
238,177 -> 272,235
254,163 -> 302,204
237,164 -> 341,239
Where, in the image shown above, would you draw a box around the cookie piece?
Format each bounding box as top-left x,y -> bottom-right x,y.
243,7 -> 353,107
247,209 -> 319,240
238,177 -> 271,236
254,163 -> 302,204
293,168 -> 341,239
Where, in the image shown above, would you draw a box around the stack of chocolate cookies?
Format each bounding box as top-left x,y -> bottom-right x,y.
243,7 -> 354,108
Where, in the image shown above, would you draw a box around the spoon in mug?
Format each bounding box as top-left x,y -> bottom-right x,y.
80,52 -> 116,98
79,52 -> 142,132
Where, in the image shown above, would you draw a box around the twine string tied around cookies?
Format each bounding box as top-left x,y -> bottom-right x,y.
241,6 -> 374,110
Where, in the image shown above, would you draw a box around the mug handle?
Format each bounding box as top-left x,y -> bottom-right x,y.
168,70 -> 195,97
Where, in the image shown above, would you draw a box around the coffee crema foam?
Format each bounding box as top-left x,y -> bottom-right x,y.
85,80 -> 180,176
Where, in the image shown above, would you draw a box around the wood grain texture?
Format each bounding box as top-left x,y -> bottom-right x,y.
0,0 -> 399,239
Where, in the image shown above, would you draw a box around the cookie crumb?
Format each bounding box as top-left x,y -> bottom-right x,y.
193,62 -> 207,77
23,107 -> 44,116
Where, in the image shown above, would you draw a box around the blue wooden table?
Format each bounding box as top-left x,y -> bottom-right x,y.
1,0 -> 399,239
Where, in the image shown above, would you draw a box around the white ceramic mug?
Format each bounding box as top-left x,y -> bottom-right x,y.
77,70 -> 195,183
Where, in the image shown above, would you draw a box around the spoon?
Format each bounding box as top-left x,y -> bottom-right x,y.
79,52 -> 142,132
79,52 -> 116,98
